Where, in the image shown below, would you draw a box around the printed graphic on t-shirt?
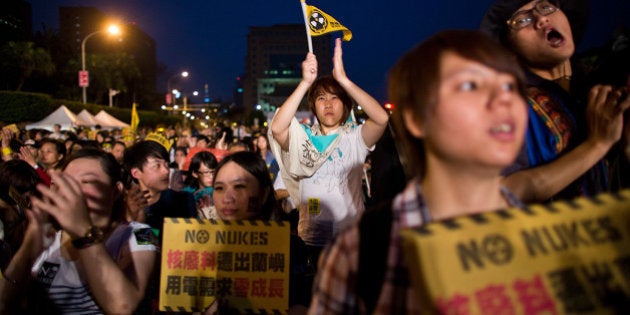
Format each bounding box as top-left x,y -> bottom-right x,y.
37,262 -> 60,288
308,198 -> 321,215
135,228 -> 159,246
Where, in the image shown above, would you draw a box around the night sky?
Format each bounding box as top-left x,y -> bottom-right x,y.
27,0 -> 630,104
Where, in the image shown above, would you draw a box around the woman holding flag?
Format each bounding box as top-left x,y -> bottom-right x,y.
269,37 -> 389,264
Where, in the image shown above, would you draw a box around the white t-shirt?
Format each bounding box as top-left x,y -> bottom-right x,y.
32,221 -> 157,314
298,125 -> 371,246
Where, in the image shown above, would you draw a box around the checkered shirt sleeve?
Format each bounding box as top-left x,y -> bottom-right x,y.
308,225 -> 362,314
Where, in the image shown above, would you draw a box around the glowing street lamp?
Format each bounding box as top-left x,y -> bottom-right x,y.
166,71 -> 189,106
80,24 -> 121,104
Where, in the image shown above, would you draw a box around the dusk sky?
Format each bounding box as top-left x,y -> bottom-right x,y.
27,0 -> 629,104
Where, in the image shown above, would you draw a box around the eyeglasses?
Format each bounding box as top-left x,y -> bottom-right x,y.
506,0 -> 559,30
196,169 -> 215,176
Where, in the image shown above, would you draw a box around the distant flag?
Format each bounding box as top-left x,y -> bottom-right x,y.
130,102 -> 139,131
300,0 -> 352,53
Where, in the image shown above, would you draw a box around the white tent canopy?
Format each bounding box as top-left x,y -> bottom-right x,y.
94,110 -> 129,129
25,105 -> 84,131
76,109 -> 99,127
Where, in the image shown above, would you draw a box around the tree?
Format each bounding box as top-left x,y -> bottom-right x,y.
0,41 -> 55,91
70,52 -> 141,105
88,52 -> 141,100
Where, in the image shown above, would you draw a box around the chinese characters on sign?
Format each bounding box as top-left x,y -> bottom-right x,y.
78,70 -> 89,87
159,219 -> 290,313
401,190 -> 630,314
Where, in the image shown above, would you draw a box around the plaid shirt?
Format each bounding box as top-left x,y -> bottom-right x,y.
308,179 -> 523,314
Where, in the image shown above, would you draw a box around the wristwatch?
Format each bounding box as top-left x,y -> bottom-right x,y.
71,226 -> 105,249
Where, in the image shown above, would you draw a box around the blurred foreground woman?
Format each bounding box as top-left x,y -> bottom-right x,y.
0,148 -> 157,314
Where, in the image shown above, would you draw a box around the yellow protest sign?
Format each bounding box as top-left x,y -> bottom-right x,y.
88,129 -> 97,140
3,124 -> 18,134
401,190 -> 630,314
159,218 -> 290,313
0,124 -> 19,140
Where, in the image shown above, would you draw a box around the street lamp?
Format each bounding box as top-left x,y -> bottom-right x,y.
80,24 -> 121,104
166,71 -> 189,106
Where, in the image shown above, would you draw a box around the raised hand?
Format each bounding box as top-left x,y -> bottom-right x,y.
20,202 -> 54,259
301,52 -> 318,85
215,132 -> 228,150
18,146 -> 37,167
586,84 -> 630,148
31,172 -> 92,239
125,182 -> 149,222
332,38 -> 350,86
1,128 -> 12,147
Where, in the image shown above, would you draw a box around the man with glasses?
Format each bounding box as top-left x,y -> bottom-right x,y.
480,0 -> 630,202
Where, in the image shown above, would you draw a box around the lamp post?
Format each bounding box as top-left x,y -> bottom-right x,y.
166,71 -> 189,106
80,24 -> 121,104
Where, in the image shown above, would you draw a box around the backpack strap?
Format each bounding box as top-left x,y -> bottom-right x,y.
356,199 -> 394,313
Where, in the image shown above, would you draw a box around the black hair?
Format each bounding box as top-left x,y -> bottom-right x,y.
184,151 -> 218,189
389,29 -> 526,177
39,138 -> 66,157
479,0 -> 588,47
196,135 -> 210,146
306,75 -> 353,125
61,148 -> 125,222
213,151 -> 278,220
122,140 -> 170,186
0,160 -> 40,206
123,140 -> 169,172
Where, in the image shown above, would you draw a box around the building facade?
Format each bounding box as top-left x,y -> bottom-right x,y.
243,24 -> 332,114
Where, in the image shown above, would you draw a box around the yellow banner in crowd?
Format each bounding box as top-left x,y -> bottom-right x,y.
401,190 -> 630,314
159,218 -> 290,313
130,102 -> 139,131
303,1 -> 352,41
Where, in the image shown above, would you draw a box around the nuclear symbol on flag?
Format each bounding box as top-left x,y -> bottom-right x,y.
309,10 -> 328,33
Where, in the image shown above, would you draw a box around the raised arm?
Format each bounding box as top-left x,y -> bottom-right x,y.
332,38 -> 389,147
271,53 -> 318,151
1,128 -> 14,161
503,84 -> 630,202
0,206 -> 48,313
31,172 -> 156,314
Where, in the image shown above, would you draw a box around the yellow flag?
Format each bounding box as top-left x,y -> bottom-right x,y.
130,102 -> 139,131
305,3 -> 352,41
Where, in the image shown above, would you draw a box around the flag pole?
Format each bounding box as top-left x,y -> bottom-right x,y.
300,0 -> 313,53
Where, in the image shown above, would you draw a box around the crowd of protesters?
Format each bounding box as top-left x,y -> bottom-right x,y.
0,0 -> 629,313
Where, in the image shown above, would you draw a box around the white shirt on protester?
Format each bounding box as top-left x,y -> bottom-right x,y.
31,221 -> 157,314
298,124 -> 372,247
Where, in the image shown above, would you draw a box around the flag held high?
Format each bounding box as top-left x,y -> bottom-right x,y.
300,0 -> 352,52
130,102 -> 139,131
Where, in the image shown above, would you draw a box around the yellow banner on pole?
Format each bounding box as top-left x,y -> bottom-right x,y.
159,218 -> 290,313
130,102 -> 139,131
401,190 -> 630,314
304,2 -> 352,41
